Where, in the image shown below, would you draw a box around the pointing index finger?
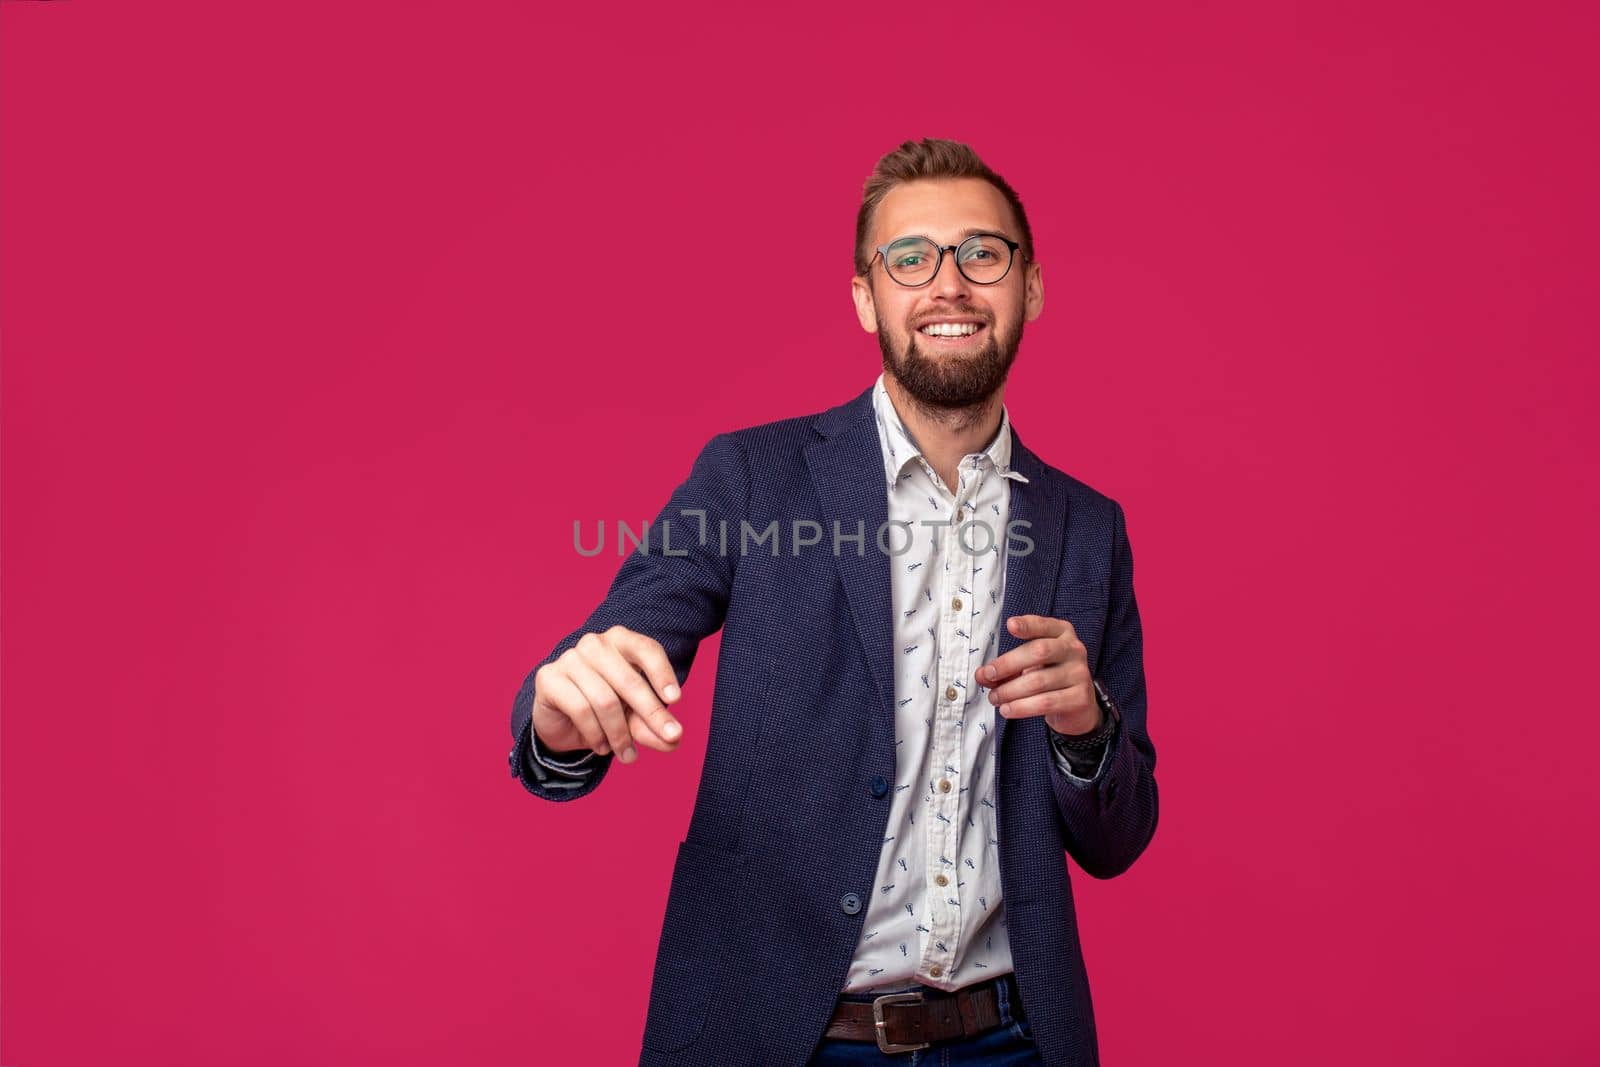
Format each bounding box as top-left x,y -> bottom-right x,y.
979,616 -> 1073,686
1006,614 -> 1072,640
615,630 -> 685,741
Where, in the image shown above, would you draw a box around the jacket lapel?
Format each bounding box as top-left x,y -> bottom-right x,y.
804,386 -> 897,724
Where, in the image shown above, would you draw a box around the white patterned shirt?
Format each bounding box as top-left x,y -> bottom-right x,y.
839,373 -> 1100,995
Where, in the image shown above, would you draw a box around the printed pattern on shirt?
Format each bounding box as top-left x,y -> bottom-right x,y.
840,374 -> 1030,995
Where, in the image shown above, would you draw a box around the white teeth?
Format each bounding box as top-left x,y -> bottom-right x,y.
920,323 -> 980,337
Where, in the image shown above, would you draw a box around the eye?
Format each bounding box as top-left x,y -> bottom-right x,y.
960,236 -> 1007,263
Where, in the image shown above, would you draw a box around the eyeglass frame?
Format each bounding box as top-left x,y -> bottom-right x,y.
868,232 -> 1026,288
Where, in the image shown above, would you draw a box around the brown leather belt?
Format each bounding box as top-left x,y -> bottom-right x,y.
823,975 -> 1019,1054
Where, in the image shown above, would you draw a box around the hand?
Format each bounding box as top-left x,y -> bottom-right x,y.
976,615 -> 1102,736
530,625 -> 685,764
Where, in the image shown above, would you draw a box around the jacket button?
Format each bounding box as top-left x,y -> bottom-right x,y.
870,775 -> 889,798
840,893 -> 863,915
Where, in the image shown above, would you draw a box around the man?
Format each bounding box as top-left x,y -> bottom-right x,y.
508,138 -> 1159,1066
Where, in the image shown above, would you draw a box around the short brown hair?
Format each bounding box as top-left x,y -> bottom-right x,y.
854,138 -> 1035,277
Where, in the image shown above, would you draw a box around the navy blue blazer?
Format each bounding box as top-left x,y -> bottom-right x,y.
509,382 -> 1159,1067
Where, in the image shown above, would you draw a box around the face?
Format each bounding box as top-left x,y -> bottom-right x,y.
851,177 -> 1044,410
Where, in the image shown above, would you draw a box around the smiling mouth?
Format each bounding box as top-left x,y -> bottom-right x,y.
917,321 -> 987,342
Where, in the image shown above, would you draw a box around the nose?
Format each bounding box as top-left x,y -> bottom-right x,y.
927,247 -> 971,300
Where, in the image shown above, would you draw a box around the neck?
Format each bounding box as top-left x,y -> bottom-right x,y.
882,373 -> 1005,495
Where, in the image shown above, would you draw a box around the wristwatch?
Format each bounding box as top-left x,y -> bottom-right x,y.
1052,678 -> 1121,750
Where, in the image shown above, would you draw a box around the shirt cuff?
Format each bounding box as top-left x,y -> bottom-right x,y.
516,719 -> 602,790
1047,722 -> 1113,783
529,728 -> 599,773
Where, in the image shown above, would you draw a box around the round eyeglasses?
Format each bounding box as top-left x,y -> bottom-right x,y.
871,233 -> 1023,288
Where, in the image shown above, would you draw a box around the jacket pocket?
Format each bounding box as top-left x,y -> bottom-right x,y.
639,839 -> 745,1052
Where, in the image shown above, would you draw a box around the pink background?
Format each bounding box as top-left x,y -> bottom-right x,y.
4,2 -> 1597,1064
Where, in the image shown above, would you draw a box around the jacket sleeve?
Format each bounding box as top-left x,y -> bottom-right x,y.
507,431 -> 750,802
1048,499 -> 1159,877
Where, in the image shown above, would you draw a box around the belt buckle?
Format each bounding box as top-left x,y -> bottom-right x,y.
872,991 -> 929,1054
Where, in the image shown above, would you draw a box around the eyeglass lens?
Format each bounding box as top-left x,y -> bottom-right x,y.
883,235 -> 1013,286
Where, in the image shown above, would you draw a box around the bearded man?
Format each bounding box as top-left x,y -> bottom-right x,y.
510,137 -> 1159,1067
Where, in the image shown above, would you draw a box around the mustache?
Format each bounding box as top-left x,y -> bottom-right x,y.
910,306 -> 990,327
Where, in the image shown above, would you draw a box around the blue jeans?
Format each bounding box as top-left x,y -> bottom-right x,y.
807,975 -> 1043,1065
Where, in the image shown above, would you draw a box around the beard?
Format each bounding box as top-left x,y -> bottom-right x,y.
877,306 -> 1023,412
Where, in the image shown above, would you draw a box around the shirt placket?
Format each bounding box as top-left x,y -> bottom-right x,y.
918,457 -> 988,982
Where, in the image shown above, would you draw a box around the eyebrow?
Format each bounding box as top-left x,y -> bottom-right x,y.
889,228 -> 1013,244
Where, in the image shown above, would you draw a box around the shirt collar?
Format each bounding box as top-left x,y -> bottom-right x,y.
870,372 -> 1030,490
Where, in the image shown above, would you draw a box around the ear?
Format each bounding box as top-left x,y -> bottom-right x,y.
851,274 -> 879,333
1023,260 -> 1044,322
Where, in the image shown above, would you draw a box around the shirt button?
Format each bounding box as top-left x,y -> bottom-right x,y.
951,597 -> 962,611
929,964 -> 944,978
870,775 -> 889,798
939,779 -> 952,793
935,873 -> 949,887
945,686 -> 958,701
840,893 -> 862,916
